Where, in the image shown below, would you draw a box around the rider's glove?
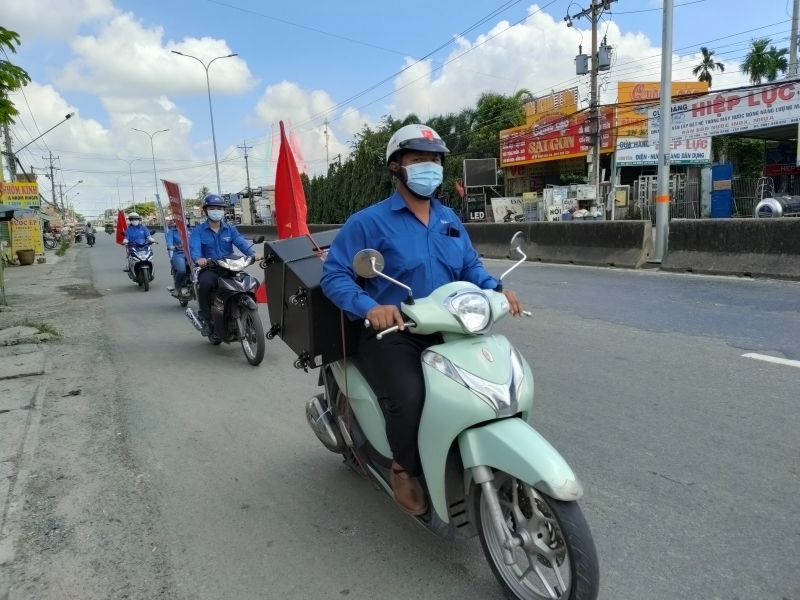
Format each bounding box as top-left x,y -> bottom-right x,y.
122,239 -> 129,245
148,236 -> 155,243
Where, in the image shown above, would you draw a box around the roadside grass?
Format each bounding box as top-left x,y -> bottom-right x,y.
12,319 -> 62,339
55,239 -> 70,256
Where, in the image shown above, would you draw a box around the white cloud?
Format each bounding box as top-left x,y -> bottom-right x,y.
390,5 -> 749,119
57,12 -> 257,98
1,0 -> 115,40
251,81 -> 375,177
8,81 -> 250,219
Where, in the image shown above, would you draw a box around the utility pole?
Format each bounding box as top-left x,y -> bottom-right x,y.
566,0 -> 614,203
652,0 -> 674,263
238,142 -> 256,224
2,121 -> 16,181
323,119 -> 330,167
45,153 -> 60,218
791,0 -> 800,77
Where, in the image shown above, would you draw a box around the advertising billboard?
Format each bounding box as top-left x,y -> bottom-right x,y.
616,81 -> 709,138
0,182 -> 40,208
615,137 -> 712,166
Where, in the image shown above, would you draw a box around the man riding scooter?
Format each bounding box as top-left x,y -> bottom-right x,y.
190,194 -> 262,337
122,212 -> 154,270
165,217 -> 188,298
320,124 -> 524,516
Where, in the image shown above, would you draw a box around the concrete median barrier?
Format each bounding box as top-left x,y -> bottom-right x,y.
662,219 -> 800,280
465,221 -> 654,269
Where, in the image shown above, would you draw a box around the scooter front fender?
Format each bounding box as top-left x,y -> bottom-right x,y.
458,418 -> 584,501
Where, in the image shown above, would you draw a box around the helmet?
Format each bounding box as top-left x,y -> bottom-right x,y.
202,194 -> 226,208
128,212 -> 140,221
386,124 -> 449,165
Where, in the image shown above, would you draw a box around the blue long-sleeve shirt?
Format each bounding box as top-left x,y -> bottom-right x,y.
124,224 -> 151,246
165,228 -> 184,254
189,220 -> 255,261
321,192 -> 499,319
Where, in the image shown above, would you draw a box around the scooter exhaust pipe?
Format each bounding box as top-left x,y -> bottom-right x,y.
185,307 -> 203,332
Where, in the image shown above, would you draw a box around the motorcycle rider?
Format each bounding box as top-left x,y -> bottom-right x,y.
321,124 -> 524,516
190,194 -> 262,336
165,217 -> 188,298
122,212 -> 154,271
85,222 -> 96,245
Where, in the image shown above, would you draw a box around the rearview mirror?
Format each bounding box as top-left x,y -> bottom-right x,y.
253,235 -> 265,244
509,231 -> 524,259
353,249 -> 384,279
150,229 -> 156,235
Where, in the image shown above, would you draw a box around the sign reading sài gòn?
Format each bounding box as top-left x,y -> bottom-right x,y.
648,82 -> 800,142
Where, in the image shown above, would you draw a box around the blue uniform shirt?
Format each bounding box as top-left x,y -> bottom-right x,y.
189,220 -> 255,261
321,192 -> 499,319
124,223 -> 151,246
165,228 -> 184,254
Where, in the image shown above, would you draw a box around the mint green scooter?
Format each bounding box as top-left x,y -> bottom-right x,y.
306,233 -> 599,600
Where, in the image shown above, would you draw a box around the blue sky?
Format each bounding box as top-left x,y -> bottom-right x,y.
2,0 -> 791,217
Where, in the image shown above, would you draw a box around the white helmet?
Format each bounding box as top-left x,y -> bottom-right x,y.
128,212 -> 140,221
386,124 -> 449,165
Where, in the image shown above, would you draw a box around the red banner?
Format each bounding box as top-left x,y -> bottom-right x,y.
161,180 -> 193,268
274,121 -> 310,240
500,107 -> 615,167
115,210 -> 127,245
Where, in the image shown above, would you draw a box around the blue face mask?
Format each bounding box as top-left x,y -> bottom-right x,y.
207,210 -> 224,222
403,162 -> 443,199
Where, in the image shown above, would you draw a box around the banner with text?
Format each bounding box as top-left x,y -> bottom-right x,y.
500,107 -> 615,167
161,180 -> 193,268
10,217 -> 43,254
0,182 -> 40,208
617,81 -> 708,138
615,137 -> 712,166
489,197 -> 524,223
648,82 -> 800,142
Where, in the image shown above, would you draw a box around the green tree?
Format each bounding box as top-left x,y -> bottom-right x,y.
0,27 -> 31,125
692,46 -> 725,87
185,185 -> 210,208
741,37 -> 788,84
123,202 -> 157,218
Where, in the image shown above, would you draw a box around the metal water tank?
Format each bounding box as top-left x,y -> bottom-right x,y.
754,195 -> 800,218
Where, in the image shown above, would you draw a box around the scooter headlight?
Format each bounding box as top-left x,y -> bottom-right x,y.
444,290 -> 492,333
422,350 -> 519,417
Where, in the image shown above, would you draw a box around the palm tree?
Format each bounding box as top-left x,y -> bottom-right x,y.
692,46 -> 725,87
741,37 -> 789,84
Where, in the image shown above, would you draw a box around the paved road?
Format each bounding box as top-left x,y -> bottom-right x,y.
77,234 -> 798,600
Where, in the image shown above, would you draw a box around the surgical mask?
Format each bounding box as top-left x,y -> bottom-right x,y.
207,210 -> 224,222
130,220 -> 140,226
403,162 -> 443,198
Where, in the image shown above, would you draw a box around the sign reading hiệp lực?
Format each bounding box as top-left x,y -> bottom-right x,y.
648,82 -> 800,143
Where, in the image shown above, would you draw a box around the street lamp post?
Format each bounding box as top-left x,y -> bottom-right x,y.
132,128 -> 169,228
118,158 -> 143,213
115,175 -> 126,209
171,50 -> 238,195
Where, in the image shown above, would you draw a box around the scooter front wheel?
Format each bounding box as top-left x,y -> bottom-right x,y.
238,306 -> 265,366
475,472 -> 599,600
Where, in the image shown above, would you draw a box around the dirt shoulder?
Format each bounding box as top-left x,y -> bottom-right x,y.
1,247 -> 177,599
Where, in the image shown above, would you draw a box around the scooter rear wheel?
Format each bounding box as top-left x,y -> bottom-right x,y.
475,472 -> 599,600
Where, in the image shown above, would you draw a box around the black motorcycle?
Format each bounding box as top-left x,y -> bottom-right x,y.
86,231 -> 96,247
185,247 -> 266,366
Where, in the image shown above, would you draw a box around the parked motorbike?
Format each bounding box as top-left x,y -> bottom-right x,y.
125,231 -> 157,291
74,233 -> 83,243
185,241 -> 266,366
43,232 -> 59,250
306,233 -> 599,600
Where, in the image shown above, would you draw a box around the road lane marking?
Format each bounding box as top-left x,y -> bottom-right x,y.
742,353 -> 800,369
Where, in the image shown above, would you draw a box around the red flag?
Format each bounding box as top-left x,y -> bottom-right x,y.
161,180 -> 193,269
274,121 -> 310,240
115,209 -> 127,245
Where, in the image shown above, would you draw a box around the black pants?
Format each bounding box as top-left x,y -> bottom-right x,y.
357,328 -> 442,477
197,268 -> 221,321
